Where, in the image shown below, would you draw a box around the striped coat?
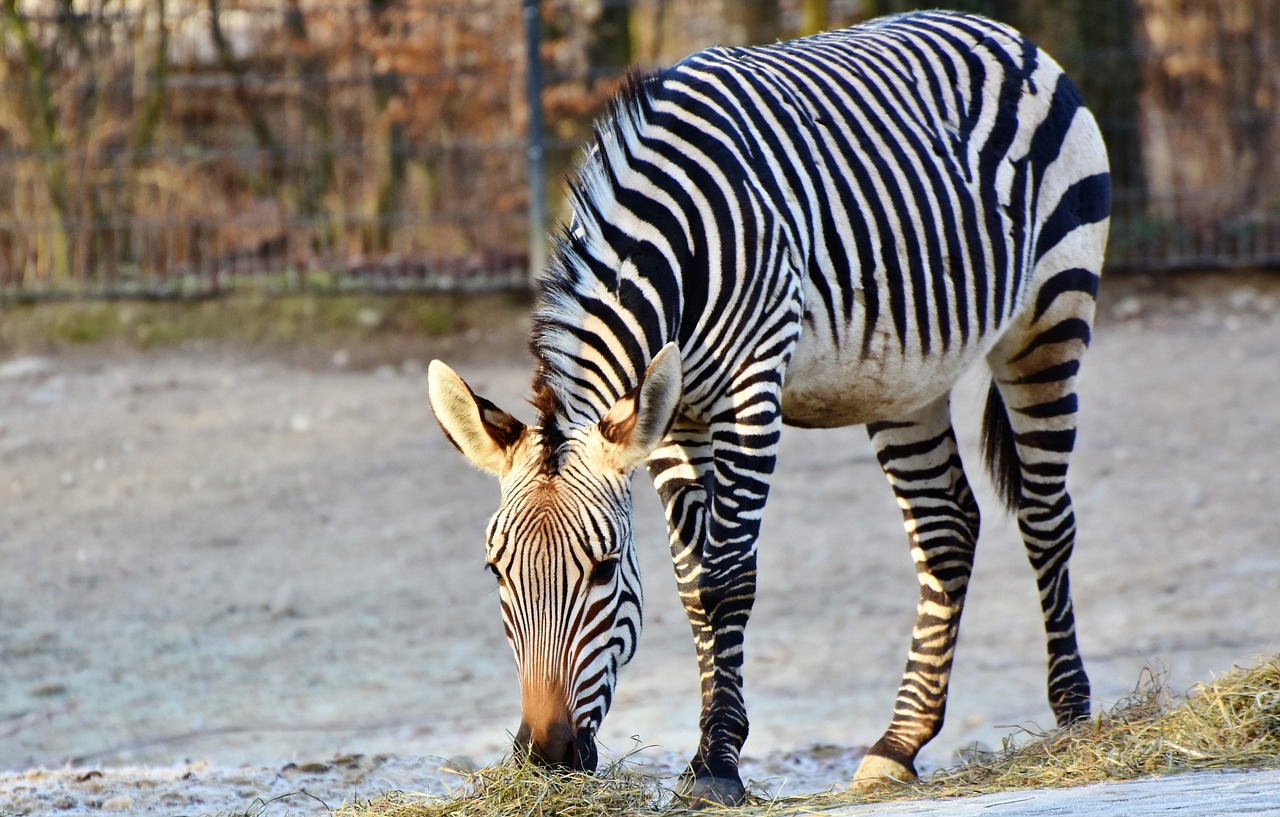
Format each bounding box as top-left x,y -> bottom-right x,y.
429,10 -> 1109,805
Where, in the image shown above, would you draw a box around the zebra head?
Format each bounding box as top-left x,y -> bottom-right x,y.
426,344 -> 683,771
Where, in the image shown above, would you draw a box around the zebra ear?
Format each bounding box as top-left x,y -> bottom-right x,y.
428,360 -> 525,476
598,343 -> 683,471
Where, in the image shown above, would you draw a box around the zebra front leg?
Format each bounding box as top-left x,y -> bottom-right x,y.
647,407 -> 779,806
680,553 -> 757,808
648,415 -> 748,806
855,396 -> 981,791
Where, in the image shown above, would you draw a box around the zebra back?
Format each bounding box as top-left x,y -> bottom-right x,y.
531,10 -> 1109,432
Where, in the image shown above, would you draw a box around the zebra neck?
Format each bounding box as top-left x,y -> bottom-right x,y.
529,230 -> 685,431
529,325 -> 662,433
528,72 -> 694,433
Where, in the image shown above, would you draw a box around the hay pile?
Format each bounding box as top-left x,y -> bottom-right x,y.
337,655 -> 1280,816
330,757 -> 672,817
916,654 -> 1280,797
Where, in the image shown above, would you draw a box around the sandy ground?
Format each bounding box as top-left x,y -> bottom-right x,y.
1,271 -> 1279,815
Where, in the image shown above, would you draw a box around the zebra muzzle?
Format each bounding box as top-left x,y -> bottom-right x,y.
514,720 -> 598,772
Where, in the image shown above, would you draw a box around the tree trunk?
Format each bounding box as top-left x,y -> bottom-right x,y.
284,0 -> 336,268
120,0 -> 171,285
1136,0 -> 1280,226
209,0 -> 281,173
590,0 -> 632,70
1,0 -> 70,285
1071,0 -> 1143,222
798,0 -> 828,36
724,0 -> 779,45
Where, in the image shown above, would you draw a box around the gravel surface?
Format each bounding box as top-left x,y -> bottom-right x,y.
2,271 -> 1278,815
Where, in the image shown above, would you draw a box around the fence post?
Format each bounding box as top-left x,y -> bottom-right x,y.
523,0 -> 548,284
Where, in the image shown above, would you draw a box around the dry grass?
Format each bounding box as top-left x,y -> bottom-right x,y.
0,292 -> 529,354
330,755 -> 673,817
919,654 -> 1280,795
336,654 -> 1280,816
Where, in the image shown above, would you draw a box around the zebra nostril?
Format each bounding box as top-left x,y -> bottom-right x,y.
515,720 -> 582,769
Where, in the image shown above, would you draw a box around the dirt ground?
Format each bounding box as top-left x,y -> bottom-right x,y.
2,271 -> 1278,815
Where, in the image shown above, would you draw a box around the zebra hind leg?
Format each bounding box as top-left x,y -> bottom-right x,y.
854,395 -> 981,791
984,272 -> 1097,727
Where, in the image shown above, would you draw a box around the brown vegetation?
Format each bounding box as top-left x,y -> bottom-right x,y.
330,654 -> 1280,816
0,1 -> 1275,294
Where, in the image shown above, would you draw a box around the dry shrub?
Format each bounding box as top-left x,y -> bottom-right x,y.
339,655 -> 1280,816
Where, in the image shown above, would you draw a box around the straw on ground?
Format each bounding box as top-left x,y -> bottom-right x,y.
330,654 -> 1280,816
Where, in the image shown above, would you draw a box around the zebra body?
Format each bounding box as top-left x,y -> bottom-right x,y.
429,10 -> 1109,805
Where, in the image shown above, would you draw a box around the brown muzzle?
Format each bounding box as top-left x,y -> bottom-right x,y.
514,679 -> 598,771
513,717 -> 597,770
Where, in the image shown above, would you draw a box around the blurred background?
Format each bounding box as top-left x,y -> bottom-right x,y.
0,0 -> 1276,300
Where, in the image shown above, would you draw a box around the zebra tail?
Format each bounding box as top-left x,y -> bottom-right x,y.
981,381 -> 1022,514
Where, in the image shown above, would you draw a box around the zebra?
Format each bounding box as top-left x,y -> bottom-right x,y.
427,10 -> 1109,806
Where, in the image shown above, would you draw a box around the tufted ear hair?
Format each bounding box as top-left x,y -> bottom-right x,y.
597,343 -> 683,472
427,360 -> 525,476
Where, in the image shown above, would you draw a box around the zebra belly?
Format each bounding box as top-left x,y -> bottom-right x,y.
779,328 -> 984,428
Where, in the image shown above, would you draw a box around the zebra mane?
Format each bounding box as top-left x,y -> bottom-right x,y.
530,69 -> 663,452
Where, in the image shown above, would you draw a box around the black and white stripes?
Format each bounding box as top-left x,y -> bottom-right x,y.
428,10 -> 1109,806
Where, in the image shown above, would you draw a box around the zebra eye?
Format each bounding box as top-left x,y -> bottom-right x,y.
589,558 -> 618,586
485,562 -> 502,582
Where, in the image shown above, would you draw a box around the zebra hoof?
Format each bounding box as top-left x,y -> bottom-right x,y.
676,772 -> 746,808
850,754 -> 916,793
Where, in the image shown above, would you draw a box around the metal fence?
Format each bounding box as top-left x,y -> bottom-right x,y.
0,0 -> 1276,299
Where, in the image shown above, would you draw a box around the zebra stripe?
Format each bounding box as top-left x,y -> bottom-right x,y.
427,9 -> 1109,806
